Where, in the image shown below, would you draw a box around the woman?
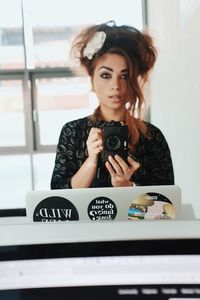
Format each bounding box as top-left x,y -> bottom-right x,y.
51,21 -> 174,189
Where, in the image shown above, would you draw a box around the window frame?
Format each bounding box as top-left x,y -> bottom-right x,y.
31,68 -> 74,152
0,71 -> 33,155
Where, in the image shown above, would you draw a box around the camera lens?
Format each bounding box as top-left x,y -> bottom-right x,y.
106,135 -> 121,150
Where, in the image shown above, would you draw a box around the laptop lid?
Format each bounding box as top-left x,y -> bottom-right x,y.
25,185 -> 182,222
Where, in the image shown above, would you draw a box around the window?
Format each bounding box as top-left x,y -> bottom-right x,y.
0,0 -> 144,209
32,75 -> 94,149
0,77 -> 26,147
0,0 -> 25,70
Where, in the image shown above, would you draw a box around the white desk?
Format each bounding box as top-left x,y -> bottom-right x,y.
0,220 -> 200,246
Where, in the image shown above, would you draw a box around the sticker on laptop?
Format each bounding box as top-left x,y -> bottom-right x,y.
88,196 -> 117,221
128,192 -> 176,221
33,196 -> 79,222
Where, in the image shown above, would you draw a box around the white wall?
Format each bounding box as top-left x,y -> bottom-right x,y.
147,0 -> 200,217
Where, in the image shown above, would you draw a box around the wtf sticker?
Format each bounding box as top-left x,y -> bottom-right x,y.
88,197 -> 117,221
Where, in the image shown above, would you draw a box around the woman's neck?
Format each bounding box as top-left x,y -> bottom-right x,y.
99,107 -> 126,122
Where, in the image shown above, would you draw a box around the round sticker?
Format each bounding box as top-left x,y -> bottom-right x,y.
33,196 -> 79,222
128,192 -> 176,221
88,197 -> 117,221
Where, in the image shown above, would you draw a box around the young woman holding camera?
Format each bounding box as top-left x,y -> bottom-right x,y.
50,21 -> 174,189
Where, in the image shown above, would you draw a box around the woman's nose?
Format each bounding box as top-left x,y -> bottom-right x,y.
111,77 -> 120,90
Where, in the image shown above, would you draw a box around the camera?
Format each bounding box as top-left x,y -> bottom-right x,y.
101,121 -> 129,163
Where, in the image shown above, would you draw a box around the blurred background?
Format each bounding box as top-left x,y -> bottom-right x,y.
0,0 -> 199,217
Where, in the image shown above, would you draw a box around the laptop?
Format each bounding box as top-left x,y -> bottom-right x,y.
25,185 -> 182,222
0,222 -> 200,299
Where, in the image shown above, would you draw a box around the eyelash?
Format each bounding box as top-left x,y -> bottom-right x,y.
100,73 -> 128,80
100,73 -> 111,79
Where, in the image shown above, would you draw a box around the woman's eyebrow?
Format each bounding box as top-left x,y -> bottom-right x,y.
97,66 -> 128,72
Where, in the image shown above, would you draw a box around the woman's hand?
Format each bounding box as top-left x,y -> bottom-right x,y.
105,155 -> 140,187
86,127 -> 103,163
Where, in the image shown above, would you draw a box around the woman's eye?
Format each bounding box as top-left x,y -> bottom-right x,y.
121,73 -> 128,80
100,73 -> 111,79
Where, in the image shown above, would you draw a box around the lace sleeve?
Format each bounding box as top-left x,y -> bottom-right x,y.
50,117 -> 91,189
145,124 -> 174,185
132,123 -> 174,186
50,122 -> 78,189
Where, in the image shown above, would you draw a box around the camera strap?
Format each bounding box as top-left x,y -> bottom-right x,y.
93,158 -> 111,187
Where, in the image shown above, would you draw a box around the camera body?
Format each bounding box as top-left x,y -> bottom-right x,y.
101,121 -> 129,163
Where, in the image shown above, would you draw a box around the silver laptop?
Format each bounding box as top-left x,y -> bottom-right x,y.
25,185 -> 182,222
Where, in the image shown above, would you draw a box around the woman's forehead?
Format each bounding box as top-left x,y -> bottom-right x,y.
94,53 -> 128,71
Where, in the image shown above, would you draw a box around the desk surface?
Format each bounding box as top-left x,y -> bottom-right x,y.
0,220 -> 200,246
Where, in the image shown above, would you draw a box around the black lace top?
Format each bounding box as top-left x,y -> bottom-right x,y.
50,116 -> 174,189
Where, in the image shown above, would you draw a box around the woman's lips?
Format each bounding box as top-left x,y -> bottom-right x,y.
109,95 -> 122,102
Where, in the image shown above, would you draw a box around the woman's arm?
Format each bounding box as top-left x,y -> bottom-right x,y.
50,122 -> 78,189
51,121 -> 103,189
71,127 -> 103,188
130,123 -> 174,186
144,124 -> 174,185
71,157 -> 98,188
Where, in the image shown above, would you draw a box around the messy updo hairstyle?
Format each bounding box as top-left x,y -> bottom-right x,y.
71,21 -> 157,146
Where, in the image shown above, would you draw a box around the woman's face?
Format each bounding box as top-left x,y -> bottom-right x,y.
92,53 -> 129,114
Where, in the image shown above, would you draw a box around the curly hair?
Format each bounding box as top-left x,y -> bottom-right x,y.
71,21 -> 157,146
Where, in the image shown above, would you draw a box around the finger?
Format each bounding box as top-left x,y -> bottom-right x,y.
96,139 -> 103,149
89,133 -> 99,143
105,161 -> 116,177
87,138 -> 103,157
88,128 -> 102,142
90,127 -> 102,135
89,145 -> 102,157
96,140 -> 100,147
108,155 -> 123,176
114,154 -> 129,171
98,139 -> 103,147
127,156 -> 140,171
114,155 -> 134,179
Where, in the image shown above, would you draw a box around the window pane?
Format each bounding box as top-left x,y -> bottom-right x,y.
26,0 -> 143,68
0,155 -> 32,209
33,153 -> 56,190
36,77 -> 98,145
0,79 -> 26,147
0,0 -> 24,69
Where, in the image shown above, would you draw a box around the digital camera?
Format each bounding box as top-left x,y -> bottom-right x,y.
101,121 -> 129,163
